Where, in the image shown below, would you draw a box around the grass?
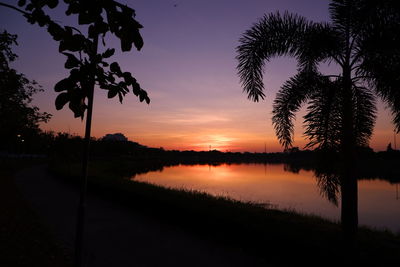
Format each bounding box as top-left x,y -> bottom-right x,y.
50,158 -> 400,267
0,158 -> 71,267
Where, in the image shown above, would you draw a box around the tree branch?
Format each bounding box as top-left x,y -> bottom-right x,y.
331,54 -> 344,68
0,2 -> 30,16
111,0 -> 135,12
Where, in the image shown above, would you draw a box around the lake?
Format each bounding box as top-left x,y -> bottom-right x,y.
132,163 -> 400,233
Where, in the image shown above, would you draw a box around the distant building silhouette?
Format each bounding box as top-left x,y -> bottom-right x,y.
102,133 -> 128,142
387,142 -> 394,152
284,147 -> 300,154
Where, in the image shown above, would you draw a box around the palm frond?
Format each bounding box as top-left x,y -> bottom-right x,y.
315,171 -> 341,206
303,79 -> 376,151
372,75 -> 400,133
354,3 -> 400,132
236,12 -> 315,102
236,11 -> 342,102
329,0 -> 359,33
351,0 -> 400,35
303,79 -> 342,150
272,71 -> 325,149
353,85 -> 376,147
297,22 -> 344,69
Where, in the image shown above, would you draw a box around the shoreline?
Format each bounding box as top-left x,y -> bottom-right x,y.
50,159 -> 400,266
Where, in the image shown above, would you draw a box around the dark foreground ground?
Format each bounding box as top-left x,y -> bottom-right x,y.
10,165 -> 267,267
0,164 -> 71,267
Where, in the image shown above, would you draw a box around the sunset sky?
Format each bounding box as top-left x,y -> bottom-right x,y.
0,0 -> 396,152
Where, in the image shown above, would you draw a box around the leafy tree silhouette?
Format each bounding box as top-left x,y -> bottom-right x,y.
236,0 -> 400,248
0,30 -> 52,152
0,1 -> 150,266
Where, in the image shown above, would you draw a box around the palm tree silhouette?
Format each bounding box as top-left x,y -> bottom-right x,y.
271,72 -> 376,151
236,0 -> 400,246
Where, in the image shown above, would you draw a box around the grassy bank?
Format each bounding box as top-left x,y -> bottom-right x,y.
50,158 -> 400,266
0,159 -> 71,267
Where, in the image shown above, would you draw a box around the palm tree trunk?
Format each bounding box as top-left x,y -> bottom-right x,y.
341,62 -> 358,249
340,6 -> 359,249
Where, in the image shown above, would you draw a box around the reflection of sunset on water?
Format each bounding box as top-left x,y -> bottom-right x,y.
133,163 -> 400,233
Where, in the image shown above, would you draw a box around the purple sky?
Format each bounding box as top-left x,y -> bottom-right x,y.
0,0 -> 396,151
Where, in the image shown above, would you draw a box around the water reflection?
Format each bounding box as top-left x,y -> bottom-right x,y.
132,163 -> 400,233
315,172 -> 341,206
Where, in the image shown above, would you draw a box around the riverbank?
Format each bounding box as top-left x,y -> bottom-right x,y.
15,164 -> 268,266
50,159 -> 400,266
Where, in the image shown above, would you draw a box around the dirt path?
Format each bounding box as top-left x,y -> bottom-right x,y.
15,165 -> 267,267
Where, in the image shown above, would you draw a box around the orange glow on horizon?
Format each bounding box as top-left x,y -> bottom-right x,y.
38,83 -> 398,153
40,117 -> 397,153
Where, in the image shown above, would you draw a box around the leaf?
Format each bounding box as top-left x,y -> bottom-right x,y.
110,62 -> 121,74
102,48 -> 115,58
47,22 -> 64,41
17,0 -> 26,7
139,91 -> 150,104
69,34 -> 86,52
118,92 -> 123,103
59,34 -> 86,52
65,2 -> 79,16
88,25 -> 96,39
54,78 -> 73,92
143,93 -> 150,104
131,81 -> 141,96
64,26 -> 73,36
139,93 -> 145,102
79,12 -> 92,25
107,89 -> 118,99
55,92 -> 70,110
31,8 -> 49,27
132,28 -> 144,51
89,21 -> 109,38
96,21 -> 109,34
59,40 -> 67,52
121,37 -> 133,52
63,53 -> 80,69
68,94 -> 86,118
122,72 -> 135,84
26,3 -> 34,11
47,0 -> 59,9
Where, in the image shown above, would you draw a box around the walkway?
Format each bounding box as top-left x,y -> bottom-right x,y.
15,165 -> 266,267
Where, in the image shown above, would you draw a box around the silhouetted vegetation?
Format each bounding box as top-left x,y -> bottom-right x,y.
236,1 -> 400,152
0,31 -> 51,153
0,2 -> 151,265
0,1 -> 149,118
236,0 -> 400,247
3,128 -> 400,187
1,0 -> 400,266
34,132 -> 398,183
